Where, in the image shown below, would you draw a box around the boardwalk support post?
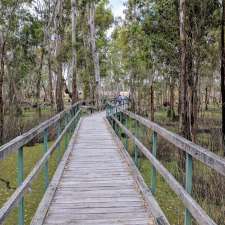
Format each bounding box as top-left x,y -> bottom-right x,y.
43,128 -> 49,190
17,146 -> 24,225
185,153 -> 193,225
151,131 -> 157,195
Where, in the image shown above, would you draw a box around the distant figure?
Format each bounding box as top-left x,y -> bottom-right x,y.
116,94 -> 122,105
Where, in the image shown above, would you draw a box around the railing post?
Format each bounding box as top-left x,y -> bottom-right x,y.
185,153 -> 193,225
17,147 -> 24,225
43,128 -> 49,190
112,117 -> 115,131
73,108 -> 77,131
115,107 -> 118,134
119,111 -> 122,138
68,111 -> 72,136
151,131 -> 157,195
64,113 -> 68,150
134,120 -> 139,167
57,121 -> 61,164
125,115 -> 128,150
106,105 -> 109,118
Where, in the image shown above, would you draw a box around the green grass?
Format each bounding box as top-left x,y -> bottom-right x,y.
140,159 -> 185,225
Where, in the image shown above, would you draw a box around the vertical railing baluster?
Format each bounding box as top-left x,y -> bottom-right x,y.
64,113 -> 68,150
43,128 -> 49,190
17,146 -> 24,225
106,105 -> 109,118
115,106 -> 118,134
119,111 -> 122,139
73,107 -> 77,131
68,110 -> 72,137
125,114 -> 128,150
57,121 -> 61,164
134,120 -> 139,167
151,131 -> 157,195
185,153 -> 193,225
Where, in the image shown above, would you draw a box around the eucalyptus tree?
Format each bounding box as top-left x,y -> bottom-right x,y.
74,0 -> 112,102
88,0 -> 101,106
71,0 -> 78,103
54,0 -> 65,112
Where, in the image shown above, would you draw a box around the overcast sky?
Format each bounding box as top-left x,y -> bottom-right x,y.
109,0 -> 126,19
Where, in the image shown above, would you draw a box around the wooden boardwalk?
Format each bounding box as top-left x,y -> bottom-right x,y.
39,112 -> 155,225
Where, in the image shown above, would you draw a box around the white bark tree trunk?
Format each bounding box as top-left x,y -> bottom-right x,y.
88,1 -> 101,107
71,0 -> 78,104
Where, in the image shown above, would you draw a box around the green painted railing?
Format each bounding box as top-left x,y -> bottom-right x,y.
106,103 -> 225,225
0,102 -> 82,225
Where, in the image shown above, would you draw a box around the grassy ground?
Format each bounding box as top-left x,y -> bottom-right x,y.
140,159 -> 185,224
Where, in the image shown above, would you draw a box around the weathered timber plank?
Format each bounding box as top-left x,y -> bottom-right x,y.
45,212 -> 150,221
44,218 -> 153,225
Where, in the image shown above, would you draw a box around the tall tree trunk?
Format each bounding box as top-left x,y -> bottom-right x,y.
205,87 -> 208,111
83,34 -> 91,100
130,74 -> 135,112
36,48 -> 44,117
179,0 -> 191,140
45,0 -> 54,108
55,0 -> 64,113
221,0 -> 225,155
169,81 -> 175,120
0,39 -> 5,145
150,85 -> 154,121
56,41 -> 64,112
178,78 -> 182,116
48,49 -> 54,107
179,0 -> 191,173
88,2 -> 101,107
71,0 -> 78,104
